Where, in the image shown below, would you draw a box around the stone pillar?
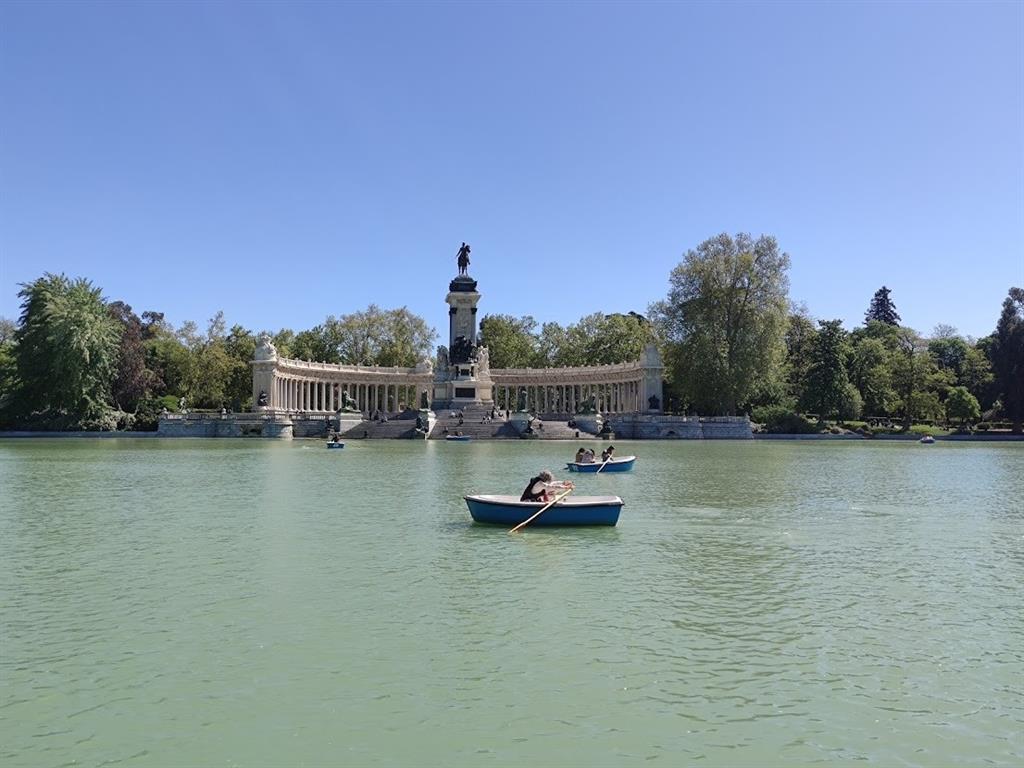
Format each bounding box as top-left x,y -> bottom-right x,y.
640,344 -> 664,412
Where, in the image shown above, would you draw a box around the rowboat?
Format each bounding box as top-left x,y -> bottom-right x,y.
327,442 -> 345,449
446,435 -> 472,441
566,455 -> 636,473
919,435 -> 936,444
464,494 -> 623,526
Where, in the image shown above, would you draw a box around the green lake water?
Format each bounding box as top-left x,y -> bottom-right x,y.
1,438 -> 1022,767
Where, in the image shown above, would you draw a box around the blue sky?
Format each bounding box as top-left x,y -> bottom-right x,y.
1,1 -> 1021,340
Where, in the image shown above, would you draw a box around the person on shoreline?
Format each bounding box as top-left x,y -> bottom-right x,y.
520,470 -> 574,503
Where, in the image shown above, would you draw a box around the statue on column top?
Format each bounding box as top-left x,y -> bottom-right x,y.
456,242 -> 471,275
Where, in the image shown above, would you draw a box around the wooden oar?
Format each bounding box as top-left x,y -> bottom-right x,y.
509,488 -> 573,533
595,456 -> 612,474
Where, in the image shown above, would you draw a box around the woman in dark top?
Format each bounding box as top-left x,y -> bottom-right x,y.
520,470 -> 573,502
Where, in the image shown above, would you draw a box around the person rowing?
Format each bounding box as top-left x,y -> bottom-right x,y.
520,470 -> 574,503
601,445 -> 615,463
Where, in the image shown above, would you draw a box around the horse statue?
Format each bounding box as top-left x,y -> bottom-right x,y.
456,242 -> 471,275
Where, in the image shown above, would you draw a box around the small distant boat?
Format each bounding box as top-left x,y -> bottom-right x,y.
327,442 -> 345,449
446,435 -> 472,442
464,494 -> 623,526
566,455 -> 636,473
919,435 -> 936,444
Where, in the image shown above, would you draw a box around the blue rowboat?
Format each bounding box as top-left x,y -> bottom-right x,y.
566,455 -> 636,473
465,494 -> 623,526
327,442 -> 345,449
446,435 -> 472,441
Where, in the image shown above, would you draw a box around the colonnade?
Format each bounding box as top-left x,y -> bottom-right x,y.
273,377 -> 427,414
490,380 -> 643,414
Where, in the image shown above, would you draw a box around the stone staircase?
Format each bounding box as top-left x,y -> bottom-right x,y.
336,409 -> 426,440
426,406 -> 605,440
428,404 -> 516,439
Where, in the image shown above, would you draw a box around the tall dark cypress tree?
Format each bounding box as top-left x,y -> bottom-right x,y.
990,287 -> 1024,433
865,286 -> 901,326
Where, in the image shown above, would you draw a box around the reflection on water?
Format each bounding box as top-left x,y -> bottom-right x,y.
1,439 -> 1022,767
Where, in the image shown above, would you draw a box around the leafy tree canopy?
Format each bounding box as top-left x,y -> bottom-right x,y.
12,273 -> 120,427
650,232 -> 790,415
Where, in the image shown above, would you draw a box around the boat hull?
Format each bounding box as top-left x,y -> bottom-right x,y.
566,456 -> 636,473
465,494 -> 623,526
446,436 -> 472,441
327,442 -> 345,449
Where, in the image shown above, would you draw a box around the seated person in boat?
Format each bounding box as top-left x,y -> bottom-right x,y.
581,449 -> 596,463
520,470 -> 574,503
574,447 -> 586,463
601,445 -> 615,462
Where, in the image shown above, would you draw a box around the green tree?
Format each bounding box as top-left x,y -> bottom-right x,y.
849,336 -> 896,416
224,325 -> 257,410
0,317 -> 17,416
291,306 -> 437,367
960,344 -> 994,408
865,286 -> 901,326
108,301 -> 153,412
479,314 -> 540,368
187,341 -> 233,408
144,335 -> 190,398
783,306 -> 818,405
928,334 -> 969,376
989,287 -> 1024,433
12,274 -> 120,428
536,322 -> 569,366
801,319 -> 851,420
550,312 -> 653,367
945,386 -> 980,426
890,327 -> 936,429
650,232 -> 790,415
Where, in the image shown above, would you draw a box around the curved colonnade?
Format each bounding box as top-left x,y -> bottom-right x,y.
260,357 -> 433,414
254,354 -> 661,416
489,361 -> 649,414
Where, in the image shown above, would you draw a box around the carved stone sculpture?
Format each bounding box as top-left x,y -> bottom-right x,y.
338,389 -> 361,413
450,335 -> 474,365
576,395 -> 597,415
257,390 -> 268,407
254,333 -> 277,361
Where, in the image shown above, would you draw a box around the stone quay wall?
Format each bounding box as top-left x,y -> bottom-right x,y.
608,414 -> 752,439
158,413 -> 293,439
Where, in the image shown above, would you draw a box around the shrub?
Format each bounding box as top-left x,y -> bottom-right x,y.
976,422 -> 990,432
133,398 -> 167,431
752,404 -> 820,434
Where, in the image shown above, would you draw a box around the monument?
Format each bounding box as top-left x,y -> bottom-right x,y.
432,243 -> 494,409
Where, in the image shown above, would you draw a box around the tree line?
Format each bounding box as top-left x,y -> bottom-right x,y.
479,233 -> 1022,434
646,234 -> 1022,434
1,238 -> 1021,433
0,274 -> 441,431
